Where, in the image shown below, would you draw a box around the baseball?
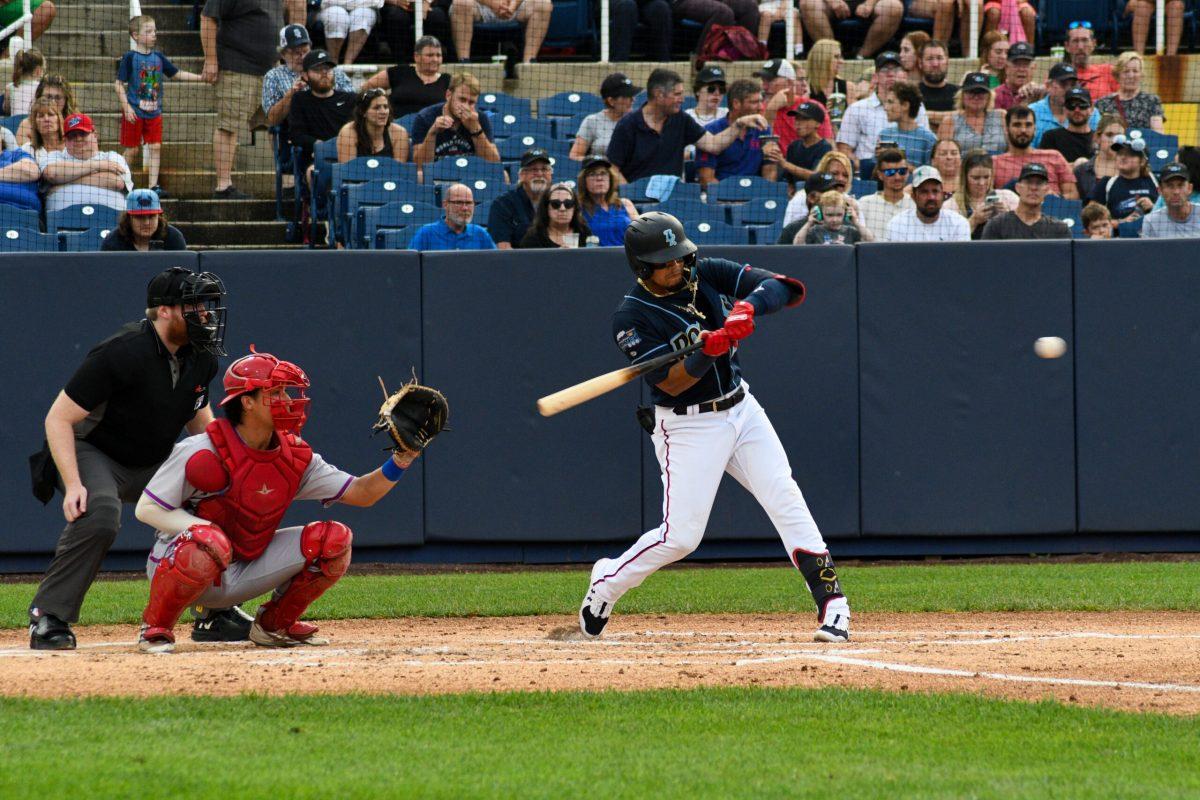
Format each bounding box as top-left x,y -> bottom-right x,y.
1034,336 -> 1067,359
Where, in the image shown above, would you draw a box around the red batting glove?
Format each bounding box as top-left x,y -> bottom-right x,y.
723,300 -> 755,341
700,329 -> 732,357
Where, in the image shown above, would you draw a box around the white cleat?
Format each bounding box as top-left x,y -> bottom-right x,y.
814,610 -> 850,643
579,559 -> 614,639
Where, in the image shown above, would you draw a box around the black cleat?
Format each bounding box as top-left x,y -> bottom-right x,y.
29,612 -> 76,650
191,605 -> 254,642
814,611 -> 850,643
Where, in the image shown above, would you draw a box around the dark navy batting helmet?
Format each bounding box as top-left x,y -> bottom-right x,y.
623,211 -> 697,280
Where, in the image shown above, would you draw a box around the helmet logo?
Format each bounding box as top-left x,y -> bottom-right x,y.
663,228 -> 677,247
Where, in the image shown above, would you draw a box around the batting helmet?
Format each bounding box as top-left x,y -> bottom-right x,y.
219,347 -> 310,433
623,211 -> 697,280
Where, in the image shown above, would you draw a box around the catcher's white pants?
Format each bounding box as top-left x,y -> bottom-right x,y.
589,386 -> 831,604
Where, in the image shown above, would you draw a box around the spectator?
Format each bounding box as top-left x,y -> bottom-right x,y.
793,189 -> 871,244
262,25 -> 353,128
1151,145 -> 1200,211
686,65 -> 728,128
409,182 -> 496,250
885,164 -> 969,241
978,30 -> 1008,88
857,147 -> 914,239
800,0 -> 901,59
981,0 -> 1035,43
577,155 -> 639,246
519,182 -> 592,248
15,75 -> 76,146
930,137 -> 961,197
1074,114 -> 1124,198
607,68 -> 768,184
364,36 -> 451,118
449,0 -> 552,64
993,41 -> 1042,111
993,106 -> 1078,199
806,39 -> 861,123
916,39 -> 957,130
116,15 -> 204,197
571,72 -> 640,161
380,3 -> 455,64
778,170 -> 835,242
938,72 -> 1006,156
782,149 -> 854,224
673,0 -> 760,50
1081,202 -> 1112,238
101,189 -> 188,251
411,72 -> 500,165
952,148 -> 1018,239
1031,64 -> 1100,148
906,3 -> 955,49
879,81 -> 937,167
758,0 -> 804,57
1125,0 -> 1185,57
1142,162 -> 1200,238
42,114 -> 132,214
777,100 -> 831,185
836,52 -> 929,169
898,29 -> 930,78
1065,20 -> 1117,98
1040,87 -> 1095,166
0,0 -> 54,46
981,162 -> 1071,239
202,0 -> 306,200
317,0 -> 380,64
336,88 -> 410,163
488,148 -> 552,248
1095,52 -> 1165,133
20,96 -> 62,162
0,139 -> 39,212
286,49 -> 356,173
1088,133 -> 1158,231
696,78 -> 782,185
5,47 -> 44,116
763,60 -> 834,153
610,0 -> 671,62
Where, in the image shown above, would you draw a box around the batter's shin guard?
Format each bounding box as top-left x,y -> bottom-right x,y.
258,521 -> 352,632
143,525 -> 232,631
794,549 -> 845,623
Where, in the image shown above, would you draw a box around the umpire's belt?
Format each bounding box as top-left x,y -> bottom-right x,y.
672,386 -> 745,416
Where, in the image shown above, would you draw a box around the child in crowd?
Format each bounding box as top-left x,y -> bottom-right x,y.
777,100 -> 831,185
880,81 -> 937,168
796,190 -> 867,245
5,47 -> 44,115
115,14 -> 203,196
1082,202 -> 1113,239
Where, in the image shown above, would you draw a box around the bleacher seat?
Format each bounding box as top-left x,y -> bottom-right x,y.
1037,1 -> 1114,48
58,228 -> 111,252
749,221 -> 784,245
850,178 -> 878,198
555,113 -> 588,142
397,112 -> 417,132
477,92 -> 532,119
1043,196 -> 1084,238
364,200 -> 444,249
0,227 -> 59,252
47,204 -> 120,234
427,157 -> 508,202
305,138 -> 341,243
683,220 -> 750,245
1129,128 -> 1179,173
659,197 -> 728,227
490,115 -> 554,141
375,228 -> 417,250
0,205 -> 41,233
499,132 -> 559,161
538,91 -> 603,118
619,176 -> 698,206
731,196 -> 789,226
345,179 -> 437,249
712,175 -> 788,205
474,200 -> 491,228
0,114 -> 25,135
1118,217 -> 1144,238
269,124 -> 294,222
330,158 -> 419,244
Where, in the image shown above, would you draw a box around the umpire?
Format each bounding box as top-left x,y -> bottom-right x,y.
28,267 -> 228,650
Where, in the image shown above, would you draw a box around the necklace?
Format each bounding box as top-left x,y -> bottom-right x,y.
638,276 -> 706,320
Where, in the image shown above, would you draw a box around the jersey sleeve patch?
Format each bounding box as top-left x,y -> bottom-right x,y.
616,327 -> 643,358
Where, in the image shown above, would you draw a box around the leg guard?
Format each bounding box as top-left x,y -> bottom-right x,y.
258,521 -> 352,633
793,549 -> 845,622
142,524 -> 232,631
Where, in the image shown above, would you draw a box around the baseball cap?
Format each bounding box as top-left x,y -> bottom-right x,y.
1048,63 -> 1079,82
696,65 -> 728,86
1064,86 -> 1092,106
1007,42 -> 1035,61
1017,162 -> 1049,182
874,51 -> 902,70
520,148 -> 553,168
599,72 -> 640,99
1159,162 -> 1190,182
582,154 -> 613,171
279,24 -> 311,50
788,101 -> 826,123
961,72 -> 991,92
302,49 -> 336,70
63,113 -> 94,136
805,172 -> 836,193
1110,133 -> 1148,155
126,188 -> 162,216
755,59 -> 795,81
912,165 -> 943,187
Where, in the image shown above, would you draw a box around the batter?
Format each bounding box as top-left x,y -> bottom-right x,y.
579,211 -> 851,643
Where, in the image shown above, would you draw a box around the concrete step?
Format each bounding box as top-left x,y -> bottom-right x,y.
82,111 -> 261,148
136,169 -> 277,199
161,198 -> 280,222
41,30 -> 205,59
73,82 -> 217,117
56,4 -> 194,31
176,219 -> 291,246
124,140 -> 276,171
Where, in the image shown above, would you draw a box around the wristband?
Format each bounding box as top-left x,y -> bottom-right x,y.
683,351 -> 718,378
467,128 -> 484,136
381,456 -> 406,482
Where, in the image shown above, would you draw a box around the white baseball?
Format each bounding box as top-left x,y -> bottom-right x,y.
1034,336 -> 1067,359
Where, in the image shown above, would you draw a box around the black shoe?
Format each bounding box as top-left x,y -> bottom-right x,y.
29,612 -> 76,650
191,606 -> 254,642
213,185 -> 251,200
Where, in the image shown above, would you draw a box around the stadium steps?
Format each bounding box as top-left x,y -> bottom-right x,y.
175,219 -> 294,246
161,199 -> 278,222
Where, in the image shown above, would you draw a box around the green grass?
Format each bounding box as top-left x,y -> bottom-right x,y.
3,561 -> 1200,628
1,687 -> 1196,799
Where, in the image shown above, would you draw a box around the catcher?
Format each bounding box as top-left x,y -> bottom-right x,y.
133,348 -> 447,653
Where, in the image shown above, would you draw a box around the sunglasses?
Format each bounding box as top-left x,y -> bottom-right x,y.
1065,102 -> 1090,110
702,84 -> 725,94
1068,20 -> 1093,30
881,167 -> 909,177
549,198 -> 576,210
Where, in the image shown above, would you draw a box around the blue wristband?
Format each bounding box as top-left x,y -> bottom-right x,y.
381,456 -> 406,482
683,350 -> 719,378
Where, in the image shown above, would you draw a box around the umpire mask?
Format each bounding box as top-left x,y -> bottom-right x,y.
147,267 -> 229,356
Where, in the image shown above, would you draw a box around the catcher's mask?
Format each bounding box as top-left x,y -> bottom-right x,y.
146,267 -> 228,356
219,346 -> 310,434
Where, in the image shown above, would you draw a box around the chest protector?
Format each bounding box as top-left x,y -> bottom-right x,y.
194,418 -> 312,562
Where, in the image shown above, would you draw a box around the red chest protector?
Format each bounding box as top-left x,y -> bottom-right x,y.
192,418 -> 313,562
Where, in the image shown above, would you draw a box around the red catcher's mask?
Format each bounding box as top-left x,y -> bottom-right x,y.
219,346 -> 311,434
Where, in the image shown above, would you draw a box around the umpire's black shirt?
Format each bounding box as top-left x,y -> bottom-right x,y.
63,320 -> 219,468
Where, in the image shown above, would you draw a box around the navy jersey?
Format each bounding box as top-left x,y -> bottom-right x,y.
613,257 -> 773,407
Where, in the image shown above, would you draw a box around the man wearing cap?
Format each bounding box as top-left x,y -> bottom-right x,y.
27,268 -> 227,650
696,78 -> 782,186
411,72 -> 500,165
102,189 -> 189,251
777,100 -> 832,184
1142,163 -> 1200,238
836,52 -> 929,167
1030,64 -> 1101,148
571,73 -> 641,160
993,42 -> 1044,111
981,162 -> 1071,240
487,148 -> 552,248
758,59 -> 834,150
993,106 -> 1078,199
884,164 -> 969,241
202,0 -> 306,200
800,0 -> 902,59
1065,21 -> 1118,98
410,182 -> 497,249
916,39 -> 957,130
1039,87 -> 1096,166
262,25 -> 353,128
286,49 -> 356,167
42,113 -> 133,214
0,132 -> 41,213
610,0 -> 670,62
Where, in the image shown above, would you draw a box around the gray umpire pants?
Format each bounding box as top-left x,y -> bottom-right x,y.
29,441 -> 160,623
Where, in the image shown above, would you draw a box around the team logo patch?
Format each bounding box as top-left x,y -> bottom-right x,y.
616,328 -> 642,353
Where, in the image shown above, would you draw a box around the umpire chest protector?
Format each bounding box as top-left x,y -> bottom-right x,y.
189,418 -> 313,562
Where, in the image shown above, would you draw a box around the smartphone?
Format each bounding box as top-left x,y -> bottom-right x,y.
813,206 -> 823,222
985,192 -> 1001,205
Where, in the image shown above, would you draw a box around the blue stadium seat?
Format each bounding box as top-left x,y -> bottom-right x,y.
375,228 -> 417,250
541,0 -> 599,51
1042,196 -> 1085,238
1037,1 -> 1114,48
731,196 -> 790,226
490,115 -> 554,141
0,204 -> 40,232
712,175 -> 789,205
397,112 -> 417,132
499,133 -> 562,162
364,201 -> 444,249
477,92 -> 532,119
330,158 -> 419,244
555,113 -> 589,141
58,228 -> 110,252
850,178 -> 878,198
620,176 -> 696,205
659,197 -> 728,227
46,204 -> 120,234
1118,216 -> 1144,238
345,179 -> 436,249
1129,128 -> 1179,173
474,200 -> 491,228
748,221 -> 784,245
683,219 -> 750,245
270,124 -> 294,221
1112,0 -> 1197,52
538,91 -> 603,118
305,138 -> 341,243
427,156 -> 509,201
0,114 -> 25,135
0,227 -> 59,252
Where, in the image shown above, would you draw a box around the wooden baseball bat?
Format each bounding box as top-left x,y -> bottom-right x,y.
536,340 -> 705,417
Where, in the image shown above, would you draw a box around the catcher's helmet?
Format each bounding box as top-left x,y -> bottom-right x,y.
623,211 -> 697,280
146,267 -> 228,356
219,346 -> 310,433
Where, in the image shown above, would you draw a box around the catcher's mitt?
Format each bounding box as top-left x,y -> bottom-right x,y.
373,377 -> 449,454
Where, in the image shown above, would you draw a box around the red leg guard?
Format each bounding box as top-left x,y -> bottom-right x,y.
258,521 -> 352,632
142,524 -> 232,631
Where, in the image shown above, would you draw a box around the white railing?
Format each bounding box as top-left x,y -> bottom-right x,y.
130,0 -> 142,49
0,0 -> 33,48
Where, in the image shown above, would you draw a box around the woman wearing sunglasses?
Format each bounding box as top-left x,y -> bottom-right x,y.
949,148 -> 1017,240
519,182 -> 593,248
686,65 -> 729,127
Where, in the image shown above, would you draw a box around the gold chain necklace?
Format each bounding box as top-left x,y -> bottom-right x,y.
637,277 -> 706,320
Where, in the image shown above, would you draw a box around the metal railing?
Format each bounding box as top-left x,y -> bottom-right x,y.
0,0 -> 33,49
